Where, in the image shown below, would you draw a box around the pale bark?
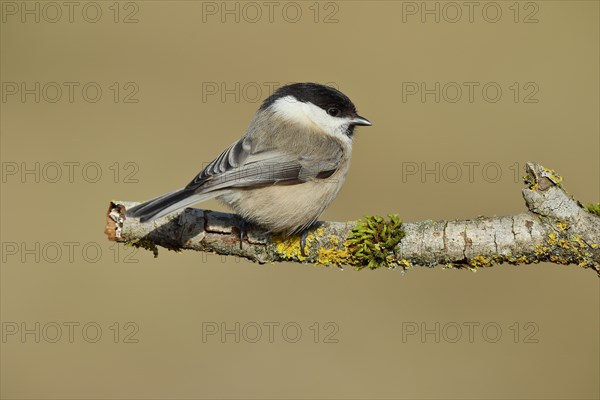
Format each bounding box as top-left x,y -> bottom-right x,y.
105,162 -> 600,275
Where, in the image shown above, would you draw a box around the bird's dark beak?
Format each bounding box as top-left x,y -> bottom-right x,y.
351,115 -> 372,126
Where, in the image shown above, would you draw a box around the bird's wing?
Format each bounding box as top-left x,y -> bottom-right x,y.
185,136 -> 343,193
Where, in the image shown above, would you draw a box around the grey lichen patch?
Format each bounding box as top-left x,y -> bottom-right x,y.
345,214 -> 406,270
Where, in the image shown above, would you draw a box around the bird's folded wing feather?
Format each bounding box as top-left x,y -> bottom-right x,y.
184,136 -> 342,193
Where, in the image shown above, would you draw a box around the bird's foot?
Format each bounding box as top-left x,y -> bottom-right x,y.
238,218 -> 247,250
300,227 -> 310,257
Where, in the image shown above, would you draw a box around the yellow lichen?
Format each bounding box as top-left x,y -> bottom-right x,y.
549,255 -> 570,265
328,235 -> 340,247
275,236 -> 306,261
317,247 -> 349,266
515,255 -> 528,264
275,228 -> 352,266
543,167 -> 563,186
315,235 -> 350,266
275,229 -> 323,261
571,235 -> 585,249
558,239 -> 571,249
535,244 -> 550,256
505,253 -> 530,265
469,255 -> 493,268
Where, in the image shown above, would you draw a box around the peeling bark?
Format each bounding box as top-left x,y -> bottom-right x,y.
105,163 -> 600,275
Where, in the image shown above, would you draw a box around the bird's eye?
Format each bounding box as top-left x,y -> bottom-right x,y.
327,107 -> 340,117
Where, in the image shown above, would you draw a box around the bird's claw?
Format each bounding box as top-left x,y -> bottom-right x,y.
238,219 -> 247,250
300,228 -> 309,257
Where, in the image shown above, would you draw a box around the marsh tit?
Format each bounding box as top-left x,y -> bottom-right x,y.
126,82 -> 371,237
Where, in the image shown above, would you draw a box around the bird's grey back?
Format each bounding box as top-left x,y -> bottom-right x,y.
184,110 -> 347,194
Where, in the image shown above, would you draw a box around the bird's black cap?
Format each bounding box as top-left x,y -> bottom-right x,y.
260,82 -> 358,119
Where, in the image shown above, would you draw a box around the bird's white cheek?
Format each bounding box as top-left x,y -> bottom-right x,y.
300,103 -> 348,135
271,96 -> 349,139
271,96 -> 312,126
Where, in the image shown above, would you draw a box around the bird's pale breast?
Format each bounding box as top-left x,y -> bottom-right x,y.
217,162 -> 349,235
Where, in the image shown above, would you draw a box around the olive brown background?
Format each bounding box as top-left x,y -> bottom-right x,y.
1,1 -> 599,399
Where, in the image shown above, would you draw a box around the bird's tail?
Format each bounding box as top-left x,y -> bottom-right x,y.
126,188 -> 217,222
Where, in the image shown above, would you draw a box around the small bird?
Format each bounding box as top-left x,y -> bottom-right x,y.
126,82 -> 371,243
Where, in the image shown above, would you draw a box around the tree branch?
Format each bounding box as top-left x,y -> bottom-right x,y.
105,162 -> 600,275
